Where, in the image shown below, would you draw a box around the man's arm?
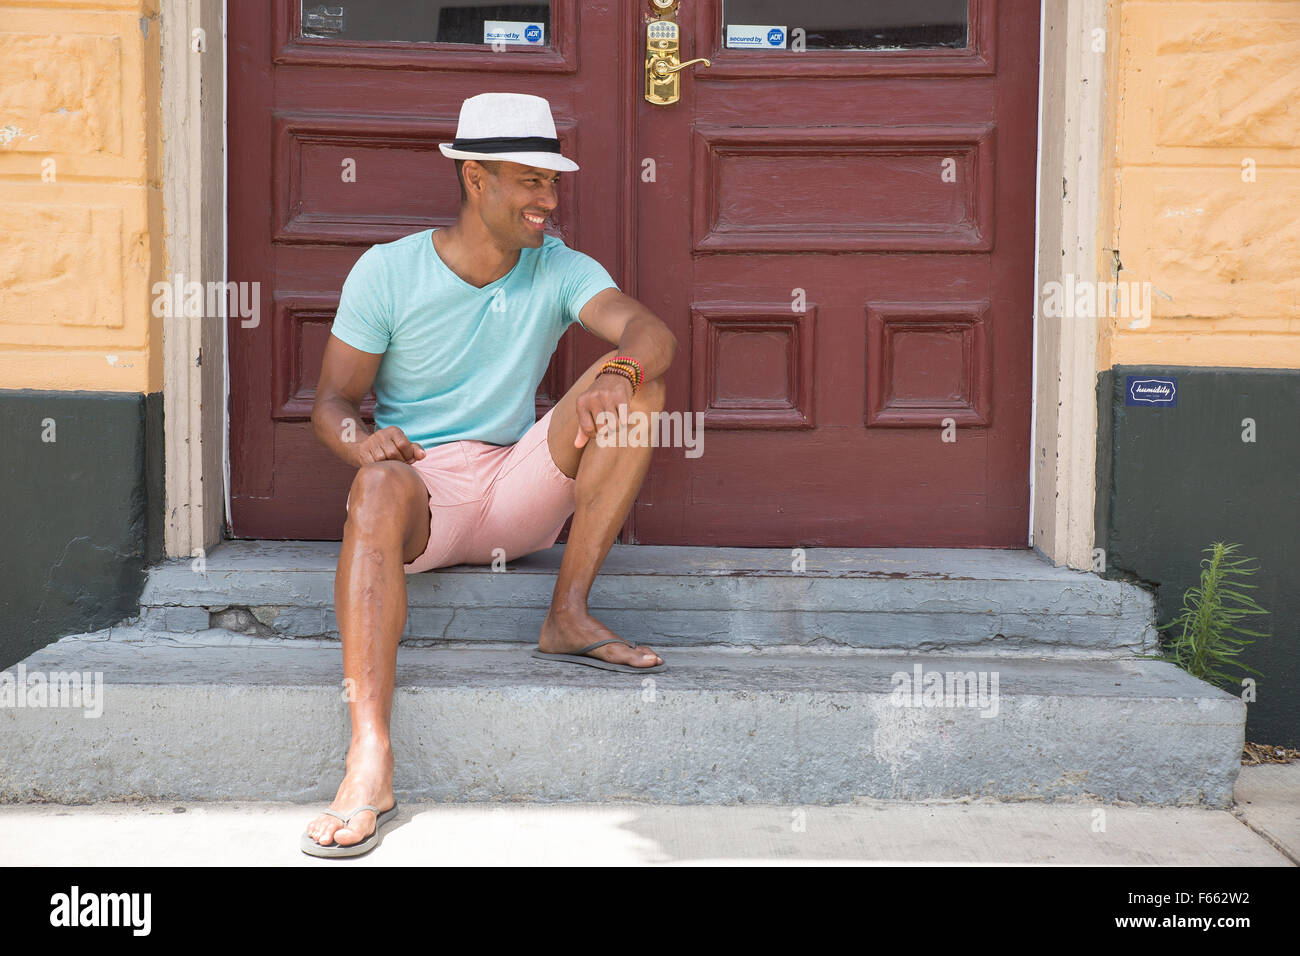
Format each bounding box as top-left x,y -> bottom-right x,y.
576,288 -> 677,382
569,288 -> 678,447
312,334 -> 426,467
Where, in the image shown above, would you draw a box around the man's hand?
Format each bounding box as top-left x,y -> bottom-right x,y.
574,372 -> 635,449
350,425 -> 427,467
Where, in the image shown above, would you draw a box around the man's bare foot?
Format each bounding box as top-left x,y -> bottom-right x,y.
304,734 -> 396,847
539,607 -> 662,667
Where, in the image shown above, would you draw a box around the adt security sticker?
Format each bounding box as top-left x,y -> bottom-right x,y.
726,25 -> 787,48
1125,376 -> 1177,407
484,21 -> 545,45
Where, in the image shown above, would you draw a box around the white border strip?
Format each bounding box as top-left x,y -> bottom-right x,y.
222,0 -> 232,531
1027,0 -> 1046,548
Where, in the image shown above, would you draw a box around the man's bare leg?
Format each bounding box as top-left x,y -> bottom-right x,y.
304,461 -> 432,848
539,352 -> 667,668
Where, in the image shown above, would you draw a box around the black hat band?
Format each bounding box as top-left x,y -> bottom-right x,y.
451,135 -> 561,153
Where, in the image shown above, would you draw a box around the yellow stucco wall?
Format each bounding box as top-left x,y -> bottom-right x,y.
1099,0 -> 1300,370
0,0 -> 162,393
4,4 -> 1294,392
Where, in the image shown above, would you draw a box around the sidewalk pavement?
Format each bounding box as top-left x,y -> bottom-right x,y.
1,764 -> 1294,866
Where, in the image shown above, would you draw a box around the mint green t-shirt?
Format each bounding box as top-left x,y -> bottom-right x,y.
329,228 -> 617,449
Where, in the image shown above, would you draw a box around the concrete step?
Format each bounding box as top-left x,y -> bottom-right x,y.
0,630 -> 1243,806
138,542 -> 1157,656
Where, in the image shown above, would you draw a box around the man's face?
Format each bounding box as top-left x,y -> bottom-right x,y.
470,160 -> 560,249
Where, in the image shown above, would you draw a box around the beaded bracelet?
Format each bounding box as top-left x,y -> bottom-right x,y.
598,362 -> 638,394
603,364 -> 641,393
609,355 -> 645,390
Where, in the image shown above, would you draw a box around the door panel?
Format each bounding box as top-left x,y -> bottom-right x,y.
633,0 -> 1035,546
229,0 -> 624,538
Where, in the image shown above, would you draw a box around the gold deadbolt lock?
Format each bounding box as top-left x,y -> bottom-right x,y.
645,14 -> 710,105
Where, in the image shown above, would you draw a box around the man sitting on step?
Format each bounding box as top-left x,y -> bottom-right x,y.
301,93 -> 675,857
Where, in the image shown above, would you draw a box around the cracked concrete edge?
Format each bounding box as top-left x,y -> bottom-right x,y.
82,616 -> 1154,655
55,618 -> 1170,659
140,571 -> 1146,616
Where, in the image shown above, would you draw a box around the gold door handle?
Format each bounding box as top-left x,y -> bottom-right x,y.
654,56 -> 712,76
645,15 -> 709,105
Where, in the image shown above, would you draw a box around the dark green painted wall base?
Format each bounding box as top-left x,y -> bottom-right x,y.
1096,366 -> 1298,746
0,389 -> 163,670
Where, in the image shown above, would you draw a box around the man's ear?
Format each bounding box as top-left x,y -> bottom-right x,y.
464,159 -> 498,203
460,160 -> 479,203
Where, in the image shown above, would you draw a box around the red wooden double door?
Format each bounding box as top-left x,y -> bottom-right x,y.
229,0 -> 1038,547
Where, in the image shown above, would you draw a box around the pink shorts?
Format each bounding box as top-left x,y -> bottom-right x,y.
349,406 -> 577,573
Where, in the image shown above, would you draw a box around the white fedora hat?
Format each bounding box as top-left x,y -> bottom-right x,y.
438,92 -> 579,172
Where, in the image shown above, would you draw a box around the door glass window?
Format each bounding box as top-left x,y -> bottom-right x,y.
300,1 -> 552,46
721,0 -> 967,51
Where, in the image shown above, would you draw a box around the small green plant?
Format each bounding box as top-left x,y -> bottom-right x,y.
1155,541 -> 1269,689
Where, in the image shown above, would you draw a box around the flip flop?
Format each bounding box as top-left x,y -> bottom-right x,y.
531,637 -> 666,673
300,802 -> 399,858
